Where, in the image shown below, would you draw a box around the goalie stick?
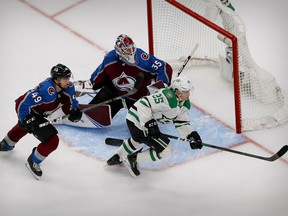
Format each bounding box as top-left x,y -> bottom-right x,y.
39,72 -> 144,128
177,43 -> 199,77
105,135 -> 288,162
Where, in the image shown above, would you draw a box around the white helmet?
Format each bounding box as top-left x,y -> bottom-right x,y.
114,34 -> 136,64
171,76 -> 194,93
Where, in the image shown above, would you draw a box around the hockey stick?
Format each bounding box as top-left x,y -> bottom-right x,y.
105,137 -> 125,146
177,43 -> 199,77
39,72 -> 144,128
105,135 -> 288,162
162,133 -> 288,162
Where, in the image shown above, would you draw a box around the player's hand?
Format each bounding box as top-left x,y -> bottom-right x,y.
68,107 -> 82,122
23,114 -> 41,133
187,131 -> 203,149
145,119 -> 160,139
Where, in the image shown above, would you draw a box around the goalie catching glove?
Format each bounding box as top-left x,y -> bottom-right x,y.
187,131 -> 203,149
68,107 -> 82,122
144,119 -> 160,139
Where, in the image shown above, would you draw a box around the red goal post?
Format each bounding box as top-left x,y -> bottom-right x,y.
146,0 -> 288,133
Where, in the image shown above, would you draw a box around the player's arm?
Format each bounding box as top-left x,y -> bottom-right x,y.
17,88 -> 44,123
155,60 -> 173,85
62,83 -> 82,122
90,51 -> 115,90
148,54 -> 173,85
17,87 -> 51,133
89,63 -> 106,90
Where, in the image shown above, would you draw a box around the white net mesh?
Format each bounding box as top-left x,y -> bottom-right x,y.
149,0 -> 288,132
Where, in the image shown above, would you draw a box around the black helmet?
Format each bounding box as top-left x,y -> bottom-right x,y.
50,64 -> 72,79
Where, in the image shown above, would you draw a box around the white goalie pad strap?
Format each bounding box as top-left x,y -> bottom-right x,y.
217,34 -> 232,47
219,54 -> 233,82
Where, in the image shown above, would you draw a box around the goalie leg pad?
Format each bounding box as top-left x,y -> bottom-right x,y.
219,54 -> 233,82
89,86 -> 123,118
203,2 -> 219,22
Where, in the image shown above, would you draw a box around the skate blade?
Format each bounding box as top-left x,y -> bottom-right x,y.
123,159 -> 138,178
103,161 -> 124,168
25,163 -> 41,180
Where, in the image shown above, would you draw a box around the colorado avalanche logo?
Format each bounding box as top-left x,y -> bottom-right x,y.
112,72 -> 136,92
141,52 -> 149,60
48,86 -> 55,95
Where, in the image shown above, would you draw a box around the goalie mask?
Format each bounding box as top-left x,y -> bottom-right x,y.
51,63 -> 72,80
114,34 -> 136,64
171,76 -> 194,94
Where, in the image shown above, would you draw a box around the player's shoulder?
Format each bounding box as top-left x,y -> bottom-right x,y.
136,48 -> 151,61
182,99 -> 191,110
136,48 -> 166,71
37,78 -> 55,94
160,88 -> 178,108
103,50 -> 118,63
30,77 -> 57,100
63,82 -> 75,95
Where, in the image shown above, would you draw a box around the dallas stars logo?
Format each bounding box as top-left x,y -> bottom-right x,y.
157,114 -> 177,124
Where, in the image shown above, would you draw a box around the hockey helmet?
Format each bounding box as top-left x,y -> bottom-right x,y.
114,34 -> 136,64
171,76 -> 194,93
50,64 -> 72,80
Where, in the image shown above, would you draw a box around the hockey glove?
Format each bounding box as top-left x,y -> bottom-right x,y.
23,114 -> 42,133
187,131 -> 203,149
145,119 -> 160,139
68,107 -> 83,122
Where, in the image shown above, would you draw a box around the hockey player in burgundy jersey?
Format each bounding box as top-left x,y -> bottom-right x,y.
0,64 -> 82,180
89,34 -> 173,118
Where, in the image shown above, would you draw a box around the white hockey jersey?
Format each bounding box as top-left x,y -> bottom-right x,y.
126,88 -> 192,138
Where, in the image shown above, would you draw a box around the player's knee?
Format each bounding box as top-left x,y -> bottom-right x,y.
49,135 -> 59,151
33,125 -> 58,143
150,135 -> 170,153
118,138 -> 143,156
159,145 -> 172,159
38,135 -> 59,157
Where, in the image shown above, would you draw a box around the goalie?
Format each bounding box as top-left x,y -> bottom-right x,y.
88,34 -> 173,118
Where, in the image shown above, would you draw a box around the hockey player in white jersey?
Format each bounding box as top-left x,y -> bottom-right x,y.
106,76 -> 203,177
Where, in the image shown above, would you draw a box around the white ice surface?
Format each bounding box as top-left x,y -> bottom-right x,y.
0,1 -> 287,216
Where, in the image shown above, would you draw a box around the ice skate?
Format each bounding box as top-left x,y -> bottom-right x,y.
25,148 -> 42,180
107,154 -> 122,166
0,139 -> 14,151
123,152 -> 140,177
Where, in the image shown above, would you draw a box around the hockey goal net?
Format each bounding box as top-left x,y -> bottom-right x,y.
147,0 -> 288,133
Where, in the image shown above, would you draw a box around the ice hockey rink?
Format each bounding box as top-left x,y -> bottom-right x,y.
0,1 -> 287,216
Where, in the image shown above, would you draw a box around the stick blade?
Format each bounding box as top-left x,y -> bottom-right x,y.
273,145 -> 288,161
105,137 -> 123,146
